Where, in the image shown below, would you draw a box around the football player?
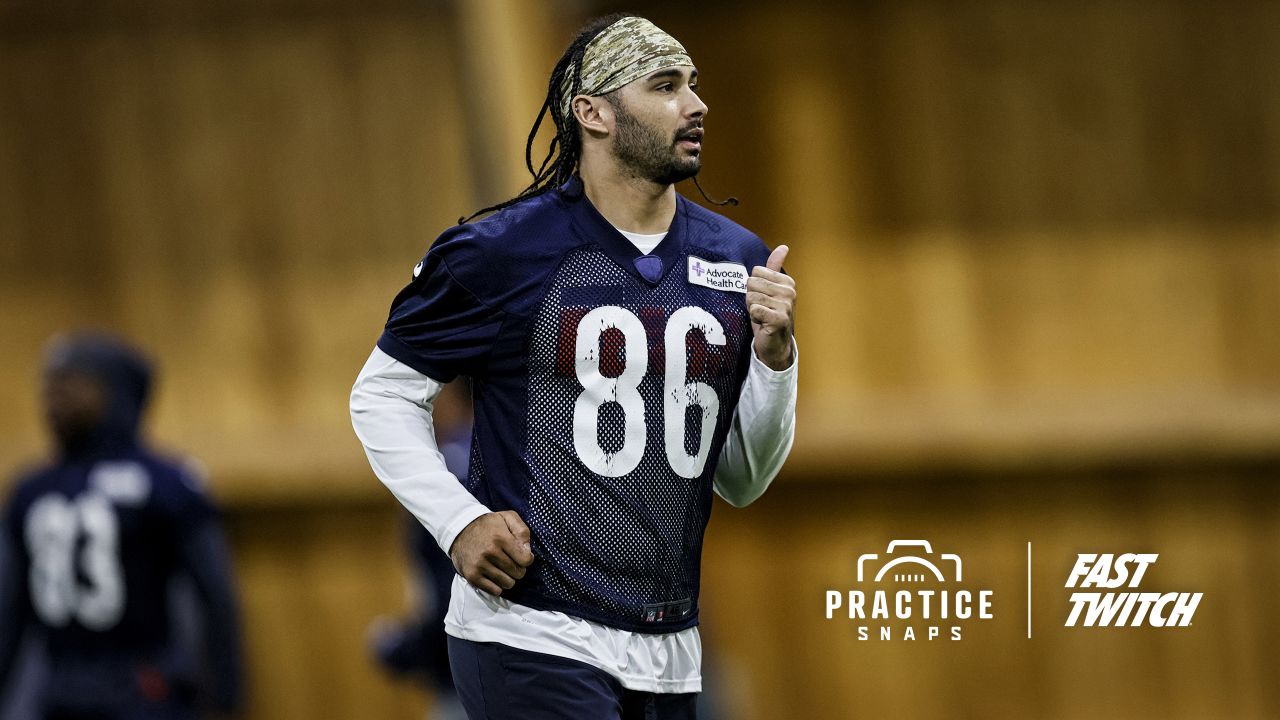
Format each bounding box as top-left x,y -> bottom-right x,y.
351,13 -> 796,719
0,333 -> 244,720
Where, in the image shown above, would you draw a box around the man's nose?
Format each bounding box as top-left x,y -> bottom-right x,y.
686,90 -> 708,119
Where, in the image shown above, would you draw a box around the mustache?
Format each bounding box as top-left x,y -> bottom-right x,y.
674,124 -> 704,142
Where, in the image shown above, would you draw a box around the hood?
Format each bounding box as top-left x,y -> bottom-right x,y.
45,331 -> 154,460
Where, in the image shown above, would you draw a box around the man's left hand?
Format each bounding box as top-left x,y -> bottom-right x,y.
747,244 -> 796,371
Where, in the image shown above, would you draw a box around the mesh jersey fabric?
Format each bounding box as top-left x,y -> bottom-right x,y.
377,179 -> 772,633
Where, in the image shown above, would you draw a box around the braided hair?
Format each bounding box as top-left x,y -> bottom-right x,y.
458,13 -> 736,225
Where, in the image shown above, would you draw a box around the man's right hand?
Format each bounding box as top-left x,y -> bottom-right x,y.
449,511 -> 535,596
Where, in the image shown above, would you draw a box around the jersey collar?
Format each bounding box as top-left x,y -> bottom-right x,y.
564,177 -> 687,287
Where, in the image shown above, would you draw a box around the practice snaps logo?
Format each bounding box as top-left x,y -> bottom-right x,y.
1064,553 -> 1203,628
825,539 -> 994,641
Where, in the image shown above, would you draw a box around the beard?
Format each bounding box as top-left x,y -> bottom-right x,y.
612,100 -> 702,186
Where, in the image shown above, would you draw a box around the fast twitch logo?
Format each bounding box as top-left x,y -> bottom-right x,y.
1064,553 -> 1203,628
825,540 -> 994,641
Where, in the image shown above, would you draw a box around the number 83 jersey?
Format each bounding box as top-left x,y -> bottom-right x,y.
377,180 -> 773,633
3,451 -> 216,656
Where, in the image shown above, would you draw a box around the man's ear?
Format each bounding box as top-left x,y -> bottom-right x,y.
571,94 -> 612,138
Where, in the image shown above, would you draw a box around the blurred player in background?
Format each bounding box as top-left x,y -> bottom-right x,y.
367,381 -> 471,720
0,332 -> 244,720
351,13 -> 796,719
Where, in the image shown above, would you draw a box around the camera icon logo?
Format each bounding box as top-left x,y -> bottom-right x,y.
856,540 -> 963,583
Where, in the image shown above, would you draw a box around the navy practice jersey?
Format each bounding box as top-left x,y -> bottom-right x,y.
377,178 -> 772,633
2,450 -> 218,668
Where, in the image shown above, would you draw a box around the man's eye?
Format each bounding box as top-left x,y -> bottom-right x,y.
656,83 -> 673,92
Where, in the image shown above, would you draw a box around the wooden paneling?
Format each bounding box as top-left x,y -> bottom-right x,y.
0,1 -> 478,490
3,0 -> 1277,484
225,499 -> 428,720
3,0 -> 1280,718
640,0 -> 1280,473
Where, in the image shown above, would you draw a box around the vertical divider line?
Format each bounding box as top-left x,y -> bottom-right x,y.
1027,541 -> 1032,639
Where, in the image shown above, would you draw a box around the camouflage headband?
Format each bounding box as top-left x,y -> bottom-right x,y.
560,16 -> 693,124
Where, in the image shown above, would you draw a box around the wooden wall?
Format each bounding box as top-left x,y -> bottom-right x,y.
0,2 -> 479,716
0,0 -> 480,490
650,0 -> 1280,474
3,0 -> 1279,718
226,499 -> 428,719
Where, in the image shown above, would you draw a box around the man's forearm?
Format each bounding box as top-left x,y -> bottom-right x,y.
712,339 -> 798,507
350,346 -> 490,555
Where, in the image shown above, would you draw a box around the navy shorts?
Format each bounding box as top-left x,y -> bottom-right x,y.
448,636 -> 698,720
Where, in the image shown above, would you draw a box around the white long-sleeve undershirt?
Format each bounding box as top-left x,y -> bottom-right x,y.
712,341 -> 798,507
349,348 -> 491,555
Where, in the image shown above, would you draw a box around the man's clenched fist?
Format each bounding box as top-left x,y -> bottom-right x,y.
449,511 -> 535,596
